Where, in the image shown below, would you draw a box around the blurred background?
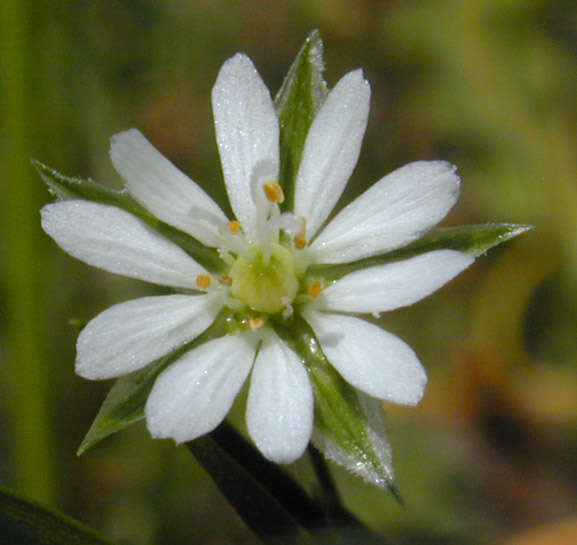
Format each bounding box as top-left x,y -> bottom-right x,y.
1,0 -> 577,544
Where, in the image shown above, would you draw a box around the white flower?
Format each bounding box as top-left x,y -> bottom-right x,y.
41,53 -> 473,464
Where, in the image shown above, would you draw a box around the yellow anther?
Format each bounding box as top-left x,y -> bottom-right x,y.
220,275 -> 233,286
196,274 -> 212,290
294,218 -> 307,249
247,317 -> 265,331
228,220 -> 242,234
263,180 -> 284,203
308,281 -> 323,299
294,233 -> 307,250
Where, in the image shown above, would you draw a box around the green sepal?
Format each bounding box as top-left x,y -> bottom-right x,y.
275,30 -> 327,210
310,223 -> 533,283
0,485 -> 116,545
33,159 -> 226,274
77,308 -> 238,455
273,316 -> 398,494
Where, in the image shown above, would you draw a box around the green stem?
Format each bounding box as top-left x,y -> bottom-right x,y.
0,0 -> 57,504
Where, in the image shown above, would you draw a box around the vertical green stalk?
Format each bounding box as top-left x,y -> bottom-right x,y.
0,0 -> 57,504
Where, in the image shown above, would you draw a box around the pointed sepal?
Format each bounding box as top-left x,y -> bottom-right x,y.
275,30 -> 328,209
311,223 -> 534,282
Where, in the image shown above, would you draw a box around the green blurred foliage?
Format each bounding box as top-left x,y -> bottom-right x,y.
1,1 -> 577,544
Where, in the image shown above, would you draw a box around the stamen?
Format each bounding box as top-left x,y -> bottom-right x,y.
308,280 -> 323,299
247,317 -> 265,331
263,180 -> 284,203
228,220 -> 242,234
294,232 -> 307,250
220,275 -> 233,286
294,217 -> 307,249
196,274 -> 212,290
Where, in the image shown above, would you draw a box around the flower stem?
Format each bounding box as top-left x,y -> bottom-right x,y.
0,0 -> 58,505
187,422 -> 324,544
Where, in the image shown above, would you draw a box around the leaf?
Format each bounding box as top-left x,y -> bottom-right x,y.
33,159 -> 226,274
0,485 -> 115,545
310,223 -> 534,282
77,308 -> 237,455
275,29 -> 328,210
273,316 -> 398,494
188,423 -> 323,545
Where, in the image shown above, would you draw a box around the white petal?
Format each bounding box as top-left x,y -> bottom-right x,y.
305,311 -> 426,405
246,332 -> 313,463
76,294 -> 220,379
110,129 -> 227,247
41,201 -> 206,288
212,54 -> 279,236
310,161 -> 460,264
294,70 -> 370,239
145,334 -> 256,443
321,250 -> 474,314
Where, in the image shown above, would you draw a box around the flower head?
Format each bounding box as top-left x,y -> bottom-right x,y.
41,53 -> 474,464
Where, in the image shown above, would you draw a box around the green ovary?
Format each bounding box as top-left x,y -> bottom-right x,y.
229,243 -> 299,314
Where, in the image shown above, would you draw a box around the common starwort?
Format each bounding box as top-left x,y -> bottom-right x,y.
39,34 -> 529,489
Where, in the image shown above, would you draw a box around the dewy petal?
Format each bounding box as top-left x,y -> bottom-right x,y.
321,250 -> 474,314
293,70 -> 370,240
304,311 -> 426,405
76,294 -> 220,380
41,201 -> 206,289
310,161 -> 460,264
212,54 -> 279,237
246,332 -> 313,463
110,129 -> 227,247
145,334 -> 256,444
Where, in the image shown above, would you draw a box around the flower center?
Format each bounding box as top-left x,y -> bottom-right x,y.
228,242 -> 298,314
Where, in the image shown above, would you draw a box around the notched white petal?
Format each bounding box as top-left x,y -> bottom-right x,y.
41,201 -> 206,288
294,69 -> 370,239
145,334 -> 256,444
212,53 -> 279,236
110,129 -> 227,247
321,250 -> 475,314
311,161 -> 460,263
76,294 -> 220,379
246,332 -> 313,463
305,311 -> 426,405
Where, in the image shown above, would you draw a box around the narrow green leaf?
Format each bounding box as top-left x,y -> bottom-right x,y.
273,316 -> 398,494
77,308 -> 237,455
0,485 -> 115,545
275,30 -> 327,210
33,159 -> 226,274
310,223 -> 534,283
